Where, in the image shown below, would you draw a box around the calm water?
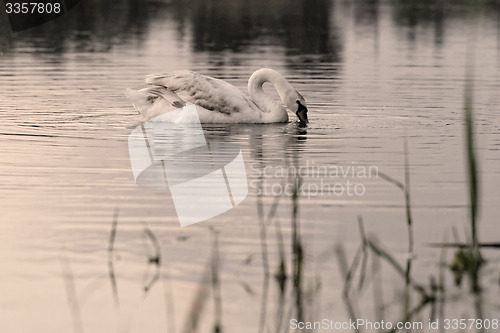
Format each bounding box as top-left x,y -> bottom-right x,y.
1,1 -> 500,332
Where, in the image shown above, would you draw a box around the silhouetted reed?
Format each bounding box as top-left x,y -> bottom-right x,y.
335,58 -> 498,331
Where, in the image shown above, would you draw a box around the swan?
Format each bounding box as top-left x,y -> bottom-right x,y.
124,68 -> 308,124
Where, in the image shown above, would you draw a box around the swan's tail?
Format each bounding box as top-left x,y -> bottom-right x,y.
123,88 -> 149,116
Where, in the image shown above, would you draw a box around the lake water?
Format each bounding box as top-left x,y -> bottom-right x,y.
1,1 -> 500,332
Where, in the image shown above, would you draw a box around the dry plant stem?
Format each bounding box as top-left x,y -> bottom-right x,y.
403,140 -> 414,327
291,176 -> 304,323
274,219 -> 288,333
366,239 -> 429,299
438,234 -> 448,333
182,256 -> 211,333
142,221 -> 161,293
336,244 -> 363,333
162,264 -> 177,333
107,208 -> 119,307
357,216 -> 369,292
257,178 -> 269,333
61,258 -> 85,333
211,231 -> 223,333
464,33 -> 484,330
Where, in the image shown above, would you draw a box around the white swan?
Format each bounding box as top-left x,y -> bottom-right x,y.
124,68 -> 308,124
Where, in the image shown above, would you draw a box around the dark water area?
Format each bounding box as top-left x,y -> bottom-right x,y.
2,0 -> 498,56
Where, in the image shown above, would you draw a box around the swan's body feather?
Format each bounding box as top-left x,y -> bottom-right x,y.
125,69 -> 307,124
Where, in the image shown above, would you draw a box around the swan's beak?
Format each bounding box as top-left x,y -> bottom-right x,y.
296,102 -> 309,124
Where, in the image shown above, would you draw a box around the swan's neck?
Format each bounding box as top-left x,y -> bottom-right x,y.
248,69 -> 295,122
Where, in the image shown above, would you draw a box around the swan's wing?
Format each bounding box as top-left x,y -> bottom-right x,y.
139,86 -> 186,108
123,87 -> 185,120
145,71 -> 258,115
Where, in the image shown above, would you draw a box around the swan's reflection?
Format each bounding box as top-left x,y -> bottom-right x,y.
200,122 -> 308,195
128,108 -> 307,227
127,106 -> 249,227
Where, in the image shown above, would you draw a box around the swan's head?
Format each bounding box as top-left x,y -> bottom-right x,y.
288,92 -> 308,124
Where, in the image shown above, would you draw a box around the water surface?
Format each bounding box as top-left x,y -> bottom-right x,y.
1,1 -> 500,332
